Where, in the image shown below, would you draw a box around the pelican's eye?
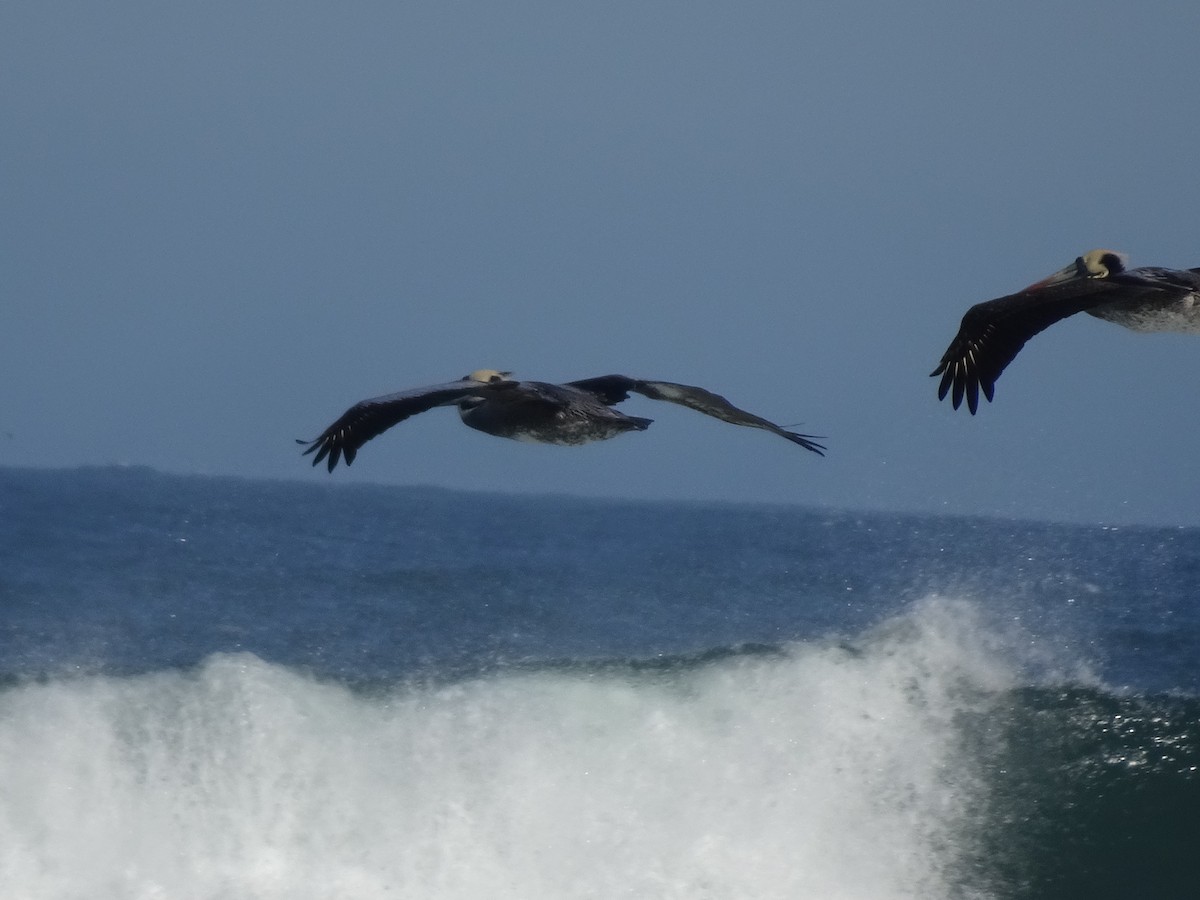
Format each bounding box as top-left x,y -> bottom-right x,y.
1098,253 -> 1123,276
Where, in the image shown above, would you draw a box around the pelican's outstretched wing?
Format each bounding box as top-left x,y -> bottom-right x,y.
1109,266 -> 1200,296
931,278 -> 1125,414
298,380 -> 495,471
566,375 -> 825,455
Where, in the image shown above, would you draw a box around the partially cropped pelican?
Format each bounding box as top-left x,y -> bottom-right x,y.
299,369 -> 825,470
932,249 -> 1200,413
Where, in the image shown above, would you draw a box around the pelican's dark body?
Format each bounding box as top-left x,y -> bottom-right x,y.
300,370 -> 824,471
1084,267 -> 1200,332
457,381 -> 652,445
932,250 -> 1200,413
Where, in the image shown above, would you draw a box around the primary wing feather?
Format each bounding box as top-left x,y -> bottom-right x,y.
568,375 -> 825,454
931,278 -> 1124,413
299,381 -> 490,471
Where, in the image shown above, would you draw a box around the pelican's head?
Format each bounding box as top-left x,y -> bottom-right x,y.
1025,248 -> 1129,291
463,369 -> 513,384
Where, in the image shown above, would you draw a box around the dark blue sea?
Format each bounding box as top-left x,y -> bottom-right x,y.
2,466 -> 1198,899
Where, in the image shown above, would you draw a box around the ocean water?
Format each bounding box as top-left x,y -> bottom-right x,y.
1,466 -> 1198,899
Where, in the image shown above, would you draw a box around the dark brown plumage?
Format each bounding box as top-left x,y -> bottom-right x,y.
932,250 -> 1200,413
300,370 -> 825,471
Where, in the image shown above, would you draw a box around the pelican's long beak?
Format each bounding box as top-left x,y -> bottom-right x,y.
1022,257 -> 1088,292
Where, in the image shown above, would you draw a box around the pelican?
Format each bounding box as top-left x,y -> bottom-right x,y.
932,249 -> 1200,413
299,369 -> 825,470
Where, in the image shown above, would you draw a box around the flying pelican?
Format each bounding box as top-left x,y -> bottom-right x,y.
299,369 -> 825,471
932,249 -> 1200,413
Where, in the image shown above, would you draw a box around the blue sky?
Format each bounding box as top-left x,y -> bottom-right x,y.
3,1 -> 1198,525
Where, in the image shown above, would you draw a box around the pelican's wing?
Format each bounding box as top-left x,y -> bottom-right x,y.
567,375 -> 825,455
930,279 -> 1126,414
298,380 -> 493,471
1115,266 -> 1200,292
562,375 -> 636,406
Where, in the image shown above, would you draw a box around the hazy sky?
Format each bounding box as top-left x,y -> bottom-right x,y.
3,1 -> 1198,526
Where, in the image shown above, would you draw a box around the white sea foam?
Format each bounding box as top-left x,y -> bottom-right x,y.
0,597 -> 1014,900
